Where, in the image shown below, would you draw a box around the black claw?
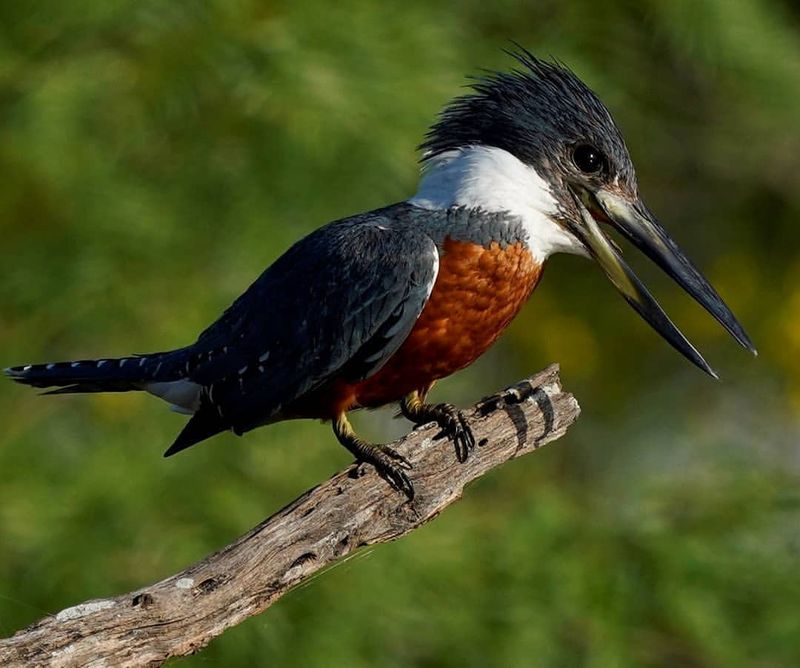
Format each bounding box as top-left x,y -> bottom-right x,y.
334,415 -> 415,500
506,380 -> 536,404
379,464 -> 415,500
383,446 -> 413,470
402,397 -> 476,465
458,412 -> 475,449
352,456 -> 414,499
367,447 -> 415,499
432,404 -> 475,463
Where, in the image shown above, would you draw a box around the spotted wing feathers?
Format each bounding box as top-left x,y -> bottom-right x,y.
4,352 -> 188,393
165,209 -> 439,454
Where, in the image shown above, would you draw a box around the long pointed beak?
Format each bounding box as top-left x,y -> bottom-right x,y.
567,186 -> 756,378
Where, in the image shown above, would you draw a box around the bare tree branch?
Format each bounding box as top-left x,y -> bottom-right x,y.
0,364 -> 579,667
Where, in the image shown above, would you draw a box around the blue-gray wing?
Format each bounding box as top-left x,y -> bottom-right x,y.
171,207 -> 439,446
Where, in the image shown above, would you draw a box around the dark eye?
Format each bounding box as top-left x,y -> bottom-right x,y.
572,144 -> 605,174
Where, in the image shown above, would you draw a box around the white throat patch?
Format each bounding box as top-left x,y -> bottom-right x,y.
409,146 -> 585,262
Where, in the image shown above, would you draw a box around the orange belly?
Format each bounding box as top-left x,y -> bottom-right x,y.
333,237 -> 542,413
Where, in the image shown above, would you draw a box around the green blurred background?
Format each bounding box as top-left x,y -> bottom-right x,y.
1,1 -> 799,665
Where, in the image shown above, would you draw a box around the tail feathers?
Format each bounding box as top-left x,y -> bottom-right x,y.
8,352 -> 232,456
43,381 -> 140,395
4,354 -> 176,393
164,403 -> 227,457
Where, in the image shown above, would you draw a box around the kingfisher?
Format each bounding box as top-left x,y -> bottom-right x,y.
5,51 -> 755,498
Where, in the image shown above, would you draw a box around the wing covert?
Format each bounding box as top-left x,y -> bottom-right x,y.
184,209 -> 439,433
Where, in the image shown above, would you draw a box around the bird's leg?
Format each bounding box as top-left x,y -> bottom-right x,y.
332,412 -> 414,500
400,389 -> 476,463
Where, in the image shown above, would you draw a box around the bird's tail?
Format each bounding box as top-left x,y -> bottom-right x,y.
5,349 -> 229,456
4,352 -> 187,394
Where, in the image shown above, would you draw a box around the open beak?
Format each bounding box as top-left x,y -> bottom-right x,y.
566,185 -> 756,378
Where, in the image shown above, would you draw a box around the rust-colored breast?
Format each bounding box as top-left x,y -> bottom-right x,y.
336,237 -> 542,412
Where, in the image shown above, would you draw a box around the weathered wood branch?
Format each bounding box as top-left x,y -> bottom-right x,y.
0,364 -> 579,667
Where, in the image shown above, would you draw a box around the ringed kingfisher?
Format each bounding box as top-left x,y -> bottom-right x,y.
5,51 -> 755,498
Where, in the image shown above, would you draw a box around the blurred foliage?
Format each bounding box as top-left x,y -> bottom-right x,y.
0,1 -> 799,666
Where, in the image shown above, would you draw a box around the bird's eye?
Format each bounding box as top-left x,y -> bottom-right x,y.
572,144 -> 605,174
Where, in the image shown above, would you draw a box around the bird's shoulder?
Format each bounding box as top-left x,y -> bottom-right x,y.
183,203 -> 440,382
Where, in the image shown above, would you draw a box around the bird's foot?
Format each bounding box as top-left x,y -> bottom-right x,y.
429,403 -> 476,463
401,393 -> 476,463
333,413 -> 415,499
365,445 -> 414,500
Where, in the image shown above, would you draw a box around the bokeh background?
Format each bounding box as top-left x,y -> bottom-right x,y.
1,1 -> 799,665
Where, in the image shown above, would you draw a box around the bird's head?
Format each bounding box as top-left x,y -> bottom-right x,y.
414,49 -> 756,377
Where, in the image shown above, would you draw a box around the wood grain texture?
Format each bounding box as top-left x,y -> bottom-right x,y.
0,364 -> 579,667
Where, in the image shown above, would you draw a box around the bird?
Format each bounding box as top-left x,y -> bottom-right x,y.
5,50 -> 755,499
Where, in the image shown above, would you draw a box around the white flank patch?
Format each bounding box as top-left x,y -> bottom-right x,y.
409,146 -> 586,262
144,380 -> 202,413
425,244 -> 440,299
